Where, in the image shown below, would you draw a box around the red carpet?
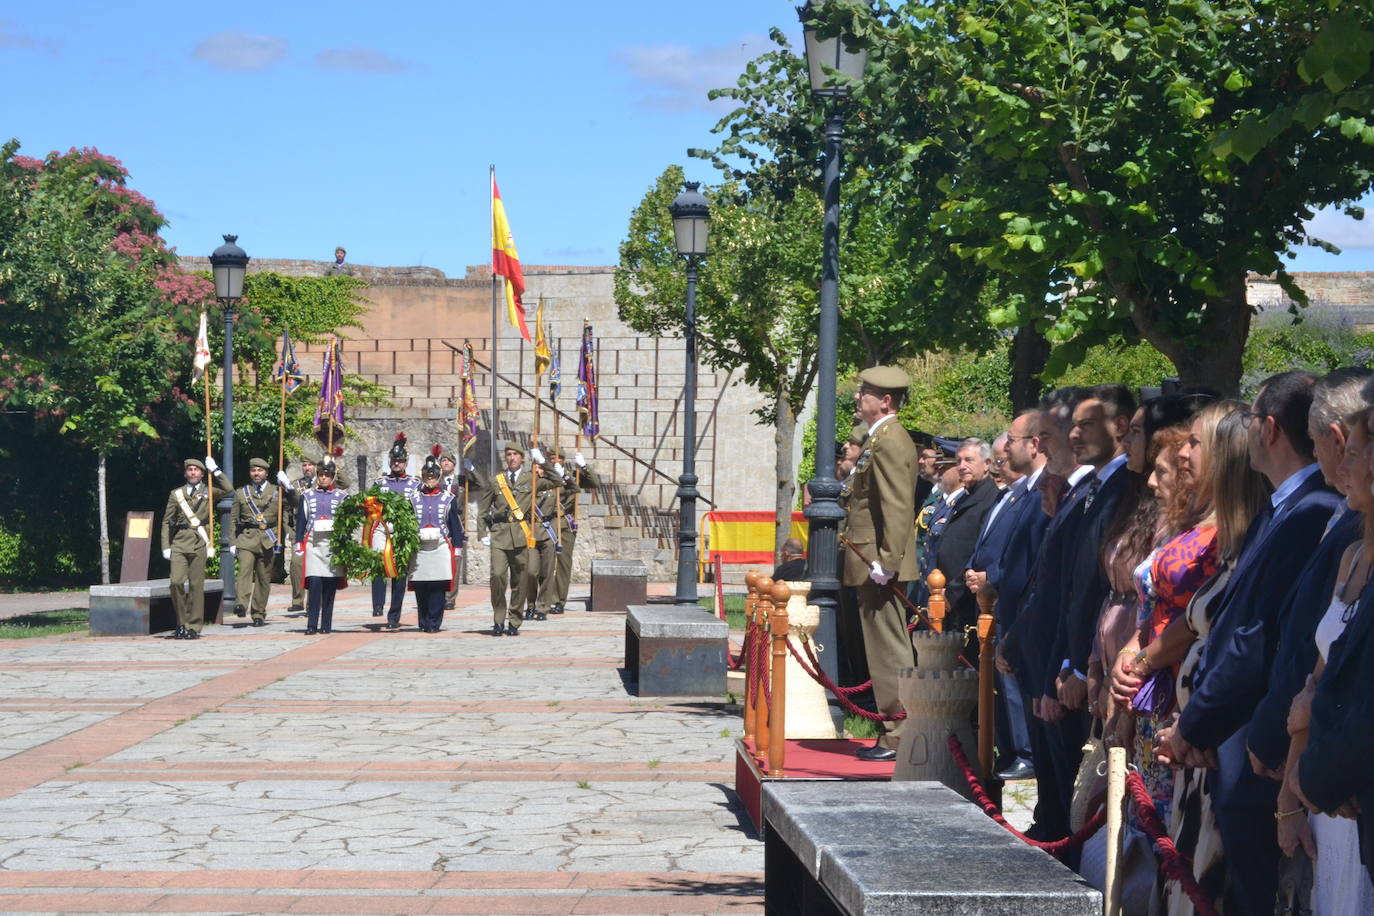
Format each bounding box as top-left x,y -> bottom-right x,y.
735,738 -> 894,831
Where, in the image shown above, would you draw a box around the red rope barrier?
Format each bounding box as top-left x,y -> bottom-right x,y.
728,626 -> 748,671
753,616 -> 771,706
787,636 -> 906,722
947,734 -> 1106,857
1125,771 -> 1220,916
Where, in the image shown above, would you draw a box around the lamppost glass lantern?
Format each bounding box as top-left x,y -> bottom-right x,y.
209,234 -> 249,301
669,182 -> 710,259
798,1 -> 869,98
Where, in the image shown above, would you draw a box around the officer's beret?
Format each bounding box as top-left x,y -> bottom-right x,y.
183,458 -> 206,471
248,457 -> 270,469
858,366 -> 910,391
440,452 -> 456,463
502,441 -> 524,455
848,424 -> 867,444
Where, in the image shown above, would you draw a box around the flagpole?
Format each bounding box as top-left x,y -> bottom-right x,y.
459,342 -> 472,586
203,358 -> 216,552
326,338 -> 336,459
489,165 -> 500,480
552,332 -> 562,544
276,330 -> 288,551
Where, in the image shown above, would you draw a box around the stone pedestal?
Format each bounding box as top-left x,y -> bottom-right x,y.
89,579 -> 225,636
911,630 -> 965,672
624,604 -> 728,696
779,583 -> 839,739
891,668 -> 979,795
590,558 -> 647,613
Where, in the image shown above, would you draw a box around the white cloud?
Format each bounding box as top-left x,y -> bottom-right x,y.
192,30 -> 289,72
612,34 -> 773,112
0,20 -> 58,54
315,46 -> 409,74
1305,202 -> 1374,250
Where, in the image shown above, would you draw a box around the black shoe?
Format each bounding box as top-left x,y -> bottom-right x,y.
184,629 -> 201,640
305,627 -> 319,635
855,743 -> 896,762
550,604 -> 564,614
996,760 -> 1036,781
522,609 -> 534,620
533,612 -> 547,621
251,619 -> 266,628
234,604 -> 247,618
287,604 -> 304,614
386,621 -> 400,630
505,624 -> 520,636
320,627 -> 332,634
491,624 -> 505,637
443,602 -> 455,611
168,626 -> 186,639
372,609 -> 383,617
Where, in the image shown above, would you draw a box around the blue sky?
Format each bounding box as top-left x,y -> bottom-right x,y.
3,2 -> 1372,277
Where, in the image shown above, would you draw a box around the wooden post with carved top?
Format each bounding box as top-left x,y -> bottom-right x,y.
769,580 -> 791,777
926,569 -> 947,633
754,576 -> 774,768
976,586 -> 999,787
743,570 -> 761,747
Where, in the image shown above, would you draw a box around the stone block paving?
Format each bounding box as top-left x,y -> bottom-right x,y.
0,583 -> 763,915
0,582 -> 1037,914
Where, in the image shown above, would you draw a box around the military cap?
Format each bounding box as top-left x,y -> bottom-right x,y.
848,423 -> 868,444
183,458 -> 206,471
248,457 -> 270,469
857,365 -> 910,391
440,452 -> 456,463
502,441 -> 525,455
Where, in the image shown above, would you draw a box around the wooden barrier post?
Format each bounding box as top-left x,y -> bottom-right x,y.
926,569 -> 947,633
1105,745 -> 1128,916
976,587 -> 998,787
769,581 -> 791,778
743,570 -> 761,747
754,576 -> 774,769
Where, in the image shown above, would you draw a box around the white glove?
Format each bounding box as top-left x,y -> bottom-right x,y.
480,535 -> 491,547
553,463 -> 565,477
869,561 -> 893,586
464,459 -> 476,473
294,543 -> 304,557
530,447 -> 546,465
204,456 -> 219,473
162,548 -> 171,560
276,470 -> 292,487
573,452 -> 587,468
228,545 -> 237,556
453,547 -> 463,558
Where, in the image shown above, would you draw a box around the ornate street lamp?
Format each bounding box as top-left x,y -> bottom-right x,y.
668,182 -> 710,606
799,1 -> 868,682
209,234 -> 249,604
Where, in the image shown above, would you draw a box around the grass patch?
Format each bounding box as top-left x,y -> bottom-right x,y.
698,595 -> 747,629
0,609 -> 88,639
719,728 -> 732,738
844,713 -> 880,740
647,759 -> 661,769
576,780 -> 592,789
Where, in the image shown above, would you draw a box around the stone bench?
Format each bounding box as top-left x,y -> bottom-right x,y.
624,604 -> 728,696
763,780 -> 1101,915
589,558 -> 647,613
89,579 -> 225,636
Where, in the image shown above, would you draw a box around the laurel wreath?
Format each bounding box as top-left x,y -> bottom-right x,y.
330,487 -> 420,580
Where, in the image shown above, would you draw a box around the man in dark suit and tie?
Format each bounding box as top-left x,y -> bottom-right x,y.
933,438 -> 1002,637
1164,371 -> 1342,914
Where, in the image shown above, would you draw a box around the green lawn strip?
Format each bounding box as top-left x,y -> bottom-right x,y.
0,609 -> 89,639
697,594 -> 746,630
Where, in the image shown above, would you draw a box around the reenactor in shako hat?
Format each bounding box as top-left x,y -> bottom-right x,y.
841,365 -> 919,761
438,450 -> 476,610
405,447 -> 466,632
161,456 -> 232,639
231,458 -> 297,626
295,456 -> 349,634
372,433 -> 419,624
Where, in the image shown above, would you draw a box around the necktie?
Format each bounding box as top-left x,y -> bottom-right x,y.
509,471 -> 516,487
1083,476 -> 1103,508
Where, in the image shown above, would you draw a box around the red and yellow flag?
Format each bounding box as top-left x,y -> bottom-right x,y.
533,298 -> 551,377
491,177 -> 530,342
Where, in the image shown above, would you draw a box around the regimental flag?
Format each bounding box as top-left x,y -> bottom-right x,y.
458,342 -> 481,454
191,310 -> 211,384
491,176 -> 530,342
576,322 -> 599,440
549,336 -> 562,401
534,298 -> 551,377
273,328 -> 305,394
313,336 -> 346,440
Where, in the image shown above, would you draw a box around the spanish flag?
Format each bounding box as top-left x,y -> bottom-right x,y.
491,175 -> 530,342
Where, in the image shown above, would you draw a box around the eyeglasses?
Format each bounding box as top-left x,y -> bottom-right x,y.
1005,435 -> 1035,443
1240,411 -> 1266,429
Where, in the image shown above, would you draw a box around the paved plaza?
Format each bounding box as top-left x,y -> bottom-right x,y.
0,584 -> 762,915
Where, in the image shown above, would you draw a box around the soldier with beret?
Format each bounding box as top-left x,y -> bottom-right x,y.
549,448 -> 598,614
295,457 -> 348,634
231,458 -> 296,627
841,366 -> 919,761
407,451 -> 466,632
372,433 -> 420,621
521,457 -> 565,621
479,441 -> 539,636
161,456 -> 232,640
285,458 -> 316,614
439,451 -> 476,611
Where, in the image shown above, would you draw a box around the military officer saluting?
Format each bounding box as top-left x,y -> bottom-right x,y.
231,458 -> 296,626
549,449 -> 598,614
407,449 -> 466,632
438,451 -> 475,611
479,441 -> 539,636
372,433 -> 419,622
285,457 -> 316,614
296,457 -> 348,634
522,455 -> 565,621
161,456 -> 232,640
841,366 -> 919,761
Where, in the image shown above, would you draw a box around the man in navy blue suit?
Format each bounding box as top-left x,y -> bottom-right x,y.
969,412 -> 1046,780
1163,371 -> 1342,915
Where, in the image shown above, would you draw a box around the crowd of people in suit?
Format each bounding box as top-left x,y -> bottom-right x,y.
835,365 -> 1374,915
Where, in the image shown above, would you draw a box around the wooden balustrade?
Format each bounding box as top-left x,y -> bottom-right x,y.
754,577 -> 774,769
743,570 -> 761,746
976,587 -> 999,786
768,581 -> 791,777
927,569 -> 947,633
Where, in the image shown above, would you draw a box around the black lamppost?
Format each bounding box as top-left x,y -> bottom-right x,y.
669,182 -> 709,606
799,2 -> 868,681
209,234 -> 249,604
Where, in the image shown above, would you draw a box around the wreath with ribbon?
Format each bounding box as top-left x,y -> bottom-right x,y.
331,487 -> 420,580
